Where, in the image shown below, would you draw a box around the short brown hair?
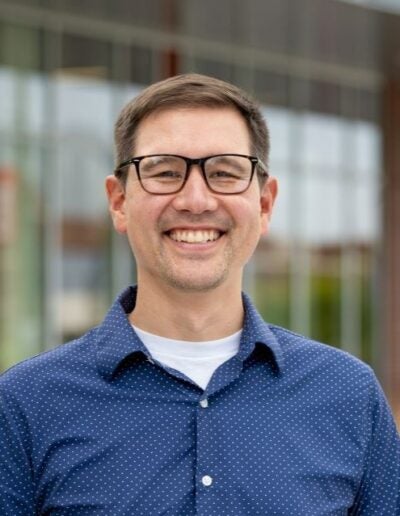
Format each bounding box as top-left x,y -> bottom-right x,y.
114,73 -> 269,185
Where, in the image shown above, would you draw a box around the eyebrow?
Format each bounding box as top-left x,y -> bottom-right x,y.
140,155 -> 181,170
207,156 -> 247,171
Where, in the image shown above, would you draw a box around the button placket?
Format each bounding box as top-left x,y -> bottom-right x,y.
195,392 -> 218,512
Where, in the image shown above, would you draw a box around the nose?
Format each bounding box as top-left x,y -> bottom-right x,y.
171,165 -> 219,214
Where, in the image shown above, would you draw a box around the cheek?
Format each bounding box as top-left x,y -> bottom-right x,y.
124,199 -> 163,248
239,197 -> 265,232
234,203 -> 264,249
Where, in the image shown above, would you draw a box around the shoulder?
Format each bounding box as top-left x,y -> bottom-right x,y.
269,323 -> 373,371
0,327 -> 98,402
267,323 -> 378,397
243,293 -> 375,387
265,325 -> 398,445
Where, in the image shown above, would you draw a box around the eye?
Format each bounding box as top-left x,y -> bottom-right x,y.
140,156 -> 186,181
152,170 -> 184,179
205,156 -> 250,182
209,169 -> 241,179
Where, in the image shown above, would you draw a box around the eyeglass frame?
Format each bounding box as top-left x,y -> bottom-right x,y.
114,153 -> 269,195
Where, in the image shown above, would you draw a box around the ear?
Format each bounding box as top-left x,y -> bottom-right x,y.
259,176 -> 278,235
105,175 -> 128,234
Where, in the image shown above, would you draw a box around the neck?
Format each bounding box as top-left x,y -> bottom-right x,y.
129,281 -> 244,341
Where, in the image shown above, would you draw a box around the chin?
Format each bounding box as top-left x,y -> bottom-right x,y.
163,271 -> 229,293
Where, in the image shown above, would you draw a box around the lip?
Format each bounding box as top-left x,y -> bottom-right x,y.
164,225 -> 226,232
165,237 -> 224,253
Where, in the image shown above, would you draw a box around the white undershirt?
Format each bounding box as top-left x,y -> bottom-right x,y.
132,325 -> 242,390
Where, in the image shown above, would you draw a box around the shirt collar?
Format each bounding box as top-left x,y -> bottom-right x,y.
239,291 -> 284,373
96,286 -> 148,380
96,286 -> 284,380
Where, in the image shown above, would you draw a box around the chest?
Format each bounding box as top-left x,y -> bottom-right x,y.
31,369 -> 362,515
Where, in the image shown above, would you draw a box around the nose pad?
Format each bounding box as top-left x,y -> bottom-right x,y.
183,165 -> 209,192
172,166 -> 218,213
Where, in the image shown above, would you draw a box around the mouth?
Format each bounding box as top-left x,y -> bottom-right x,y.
166,228 -> 224,244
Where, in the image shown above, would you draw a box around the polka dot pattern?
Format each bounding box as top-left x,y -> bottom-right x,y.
1,285 -> 399,515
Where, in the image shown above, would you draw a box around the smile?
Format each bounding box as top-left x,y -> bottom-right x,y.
168,229 -> 222,244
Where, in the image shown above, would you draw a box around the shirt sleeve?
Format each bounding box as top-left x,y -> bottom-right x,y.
0,384 -> 35,515
351,373 -> 400,515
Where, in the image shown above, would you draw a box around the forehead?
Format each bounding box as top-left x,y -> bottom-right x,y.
134,106 -> 251,157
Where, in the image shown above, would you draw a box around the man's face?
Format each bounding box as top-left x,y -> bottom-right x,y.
106,106 -> 277,293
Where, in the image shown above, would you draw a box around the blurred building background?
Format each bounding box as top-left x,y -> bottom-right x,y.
0,0 -> 399,423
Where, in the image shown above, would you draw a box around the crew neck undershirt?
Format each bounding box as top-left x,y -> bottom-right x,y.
132,325 -> 242,390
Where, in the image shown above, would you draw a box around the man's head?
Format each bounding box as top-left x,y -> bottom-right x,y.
107,74 -> 277,294
114,73 -> 270,187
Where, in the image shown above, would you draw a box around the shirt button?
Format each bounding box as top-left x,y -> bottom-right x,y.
202,475 -> 213,487
200,398 -> 208,408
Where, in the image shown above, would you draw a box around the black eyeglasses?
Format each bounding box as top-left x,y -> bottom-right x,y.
115,154 -> 268,195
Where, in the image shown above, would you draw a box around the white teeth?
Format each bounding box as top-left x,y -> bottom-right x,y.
169,229 -> 221,243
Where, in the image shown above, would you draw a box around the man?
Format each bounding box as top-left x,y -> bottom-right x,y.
1,74 -> 399,515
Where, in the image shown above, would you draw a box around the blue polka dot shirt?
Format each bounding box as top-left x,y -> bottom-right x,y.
1,286 -> 399,515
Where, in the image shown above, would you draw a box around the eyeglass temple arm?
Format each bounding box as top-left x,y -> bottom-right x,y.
257,159 -> 269,176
